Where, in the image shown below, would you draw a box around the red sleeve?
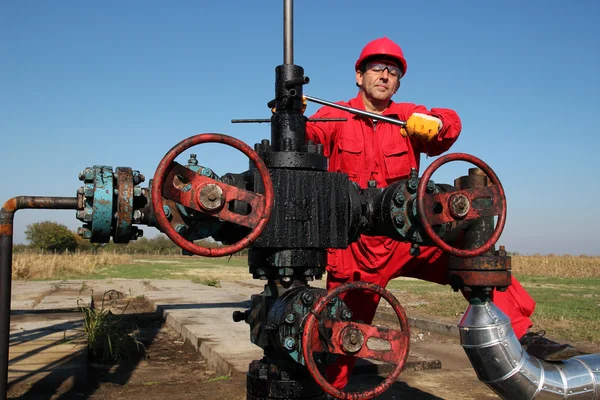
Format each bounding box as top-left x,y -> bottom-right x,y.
388,103 -> 462,156
305,104 -> 347,158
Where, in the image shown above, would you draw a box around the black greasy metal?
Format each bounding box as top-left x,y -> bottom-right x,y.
272,64 -> 307,152
0,196 -> 78,400
246,359 -> 327,400
252,169 -> 352,249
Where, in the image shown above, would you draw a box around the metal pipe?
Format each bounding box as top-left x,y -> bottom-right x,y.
0,196 -> 78,400
459,301 -> 600,399
284,0 -> 293,65
304,95 -> 407,127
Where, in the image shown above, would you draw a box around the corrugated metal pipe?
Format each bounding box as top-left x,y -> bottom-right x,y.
459,301 -> 600,399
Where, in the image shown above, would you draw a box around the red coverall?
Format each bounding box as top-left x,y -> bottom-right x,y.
305,93 -> 536,389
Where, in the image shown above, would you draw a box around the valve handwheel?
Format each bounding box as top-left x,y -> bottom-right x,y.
151,133 -> 274,257
301,282 -> 410,400
416,153 -> 507,258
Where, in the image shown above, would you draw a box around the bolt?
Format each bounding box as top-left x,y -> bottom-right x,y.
78,167 -> 94,182
426,180 -> 436,193
329,297 -> 337,306
163,205 -> 172,219
188,154 -> 198,166
301,291 -> 314,306
316,143 -> 324,155
341,309 -> 353,321
77,226 -> 91,239
407,178 -> 418,193
394,191 -> 405,206
367,180 -> 377,188
84,184 -> 94,198
394,214 -> 405,227
133,186 -> 142,197
132,170 -> 145,185
285,313 -> 295,324
281,276 -> 291,283
349,333 -> 358,345
133,210 -> 143,223
76,210 -> 86,220
283,336 -> 296,350
83,209 -> 93,222
175,224 -> 188,235
409,243 -> 421,256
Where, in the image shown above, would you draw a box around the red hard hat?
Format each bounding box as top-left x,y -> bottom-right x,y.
355,37 -> 408,77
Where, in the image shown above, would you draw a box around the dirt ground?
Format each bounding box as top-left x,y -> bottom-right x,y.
7,294 -> 598,400
7,298 -> 247,400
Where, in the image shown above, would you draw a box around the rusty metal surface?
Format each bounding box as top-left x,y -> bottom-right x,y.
448,255 -> 511,271
113,167 -> 134,243
151,133 -> 274,257
301,282 -> 410,400
416,153 -> 507,258
0,195 -> 78,400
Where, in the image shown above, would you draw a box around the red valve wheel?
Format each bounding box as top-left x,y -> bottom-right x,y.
151,133 -> 274,257
302,282 -> 410,400
416,153 -> 507,258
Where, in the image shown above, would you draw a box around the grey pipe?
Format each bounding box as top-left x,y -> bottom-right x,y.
458,301 -> 600,399
283,0 -> 293,65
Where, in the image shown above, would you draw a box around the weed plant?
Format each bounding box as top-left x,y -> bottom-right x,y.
78,289 -> 144,364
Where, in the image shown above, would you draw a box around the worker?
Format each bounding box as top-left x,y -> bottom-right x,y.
305,37 -> 577,390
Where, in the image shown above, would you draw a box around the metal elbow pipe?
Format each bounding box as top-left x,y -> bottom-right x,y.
458,301 -> 600,399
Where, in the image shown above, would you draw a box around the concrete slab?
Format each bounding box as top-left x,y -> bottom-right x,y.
8,279 -> 454,386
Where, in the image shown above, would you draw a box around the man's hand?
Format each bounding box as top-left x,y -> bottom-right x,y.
401,113 -> 443,141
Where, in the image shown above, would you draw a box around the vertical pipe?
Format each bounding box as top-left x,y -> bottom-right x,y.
0,196 -> 78,400
284,0 -> 293,65
0,233 -> 12,400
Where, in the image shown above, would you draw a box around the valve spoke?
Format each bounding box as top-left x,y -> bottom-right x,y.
423,185 -> 503,225
162,161 -> 266,228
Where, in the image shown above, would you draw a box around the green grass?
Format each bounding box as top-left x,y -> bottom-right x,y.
386,276 -> 600,344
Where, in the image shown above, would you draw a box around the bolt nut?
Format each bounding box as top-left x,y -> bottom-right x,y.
409,244 -> 421,256
394,191 -> 405,206
175,224 -> 188,235
407,178 -> 418,193
76,210 -> 86,220
132,170 -> 145,185
133,210 -> 144,224
83,209 -> 93,222
394,214 -> 405,227
163,205 -> 172,219
283,336 -> 296,351
367,180 -> 377,188
285,313 -> 295,324
301,291 -> 314,306
316,143 -> 324,155
133,186 -> 143,197
84,184 -> 94,198
426,180 -> 436,193
77,226 -> 92,239
341,309 -> 353,321
188,154 -> 198,166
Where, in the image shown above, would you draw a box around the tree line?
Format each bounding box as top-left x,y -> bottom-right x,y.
15,221 -> 238,255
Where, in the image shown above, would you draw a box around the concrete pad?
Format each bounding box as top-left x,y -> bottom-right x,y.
8,279 -> 455,387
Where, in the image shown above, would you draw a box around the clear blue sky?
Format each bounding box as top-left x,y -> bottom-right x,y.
1,0 -> 599,255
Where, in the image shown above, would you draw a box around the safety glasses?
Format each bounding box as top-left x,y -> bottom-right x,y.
365,61 -> 402,78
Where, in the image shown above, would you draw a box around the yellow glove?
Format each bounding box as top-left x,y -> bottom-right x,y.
401,113 -> 443,141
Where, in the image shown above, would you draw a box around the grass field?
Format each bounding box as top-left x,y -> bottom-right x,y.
11,252 -> 600,344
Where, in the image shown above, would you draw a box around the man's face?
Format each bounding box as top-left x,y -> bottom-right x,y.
356,60 -> 401,103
